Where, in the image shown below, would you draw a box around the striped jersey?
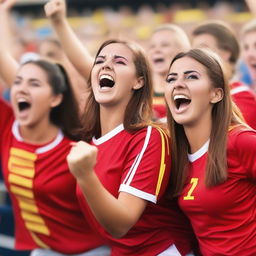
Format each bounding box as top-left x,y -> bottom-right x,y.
76,124 -> 196,256
0,98 -> 103,253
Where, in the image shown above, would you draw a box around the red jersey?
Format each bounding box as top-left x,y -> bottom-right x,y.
230,81 -> 256,129
152,92 -> 167,121
77,124 -> 196,256
179,128 -> 256,256
0,98 -> 103,254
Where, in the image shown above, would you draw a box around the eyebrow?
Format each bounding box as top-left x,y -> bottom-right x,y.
168,70 -> 199,76
15,76 -> 42,83
97,55 -> 128,62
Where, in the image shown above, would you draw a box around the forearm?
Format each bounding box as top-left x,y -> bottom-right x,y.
77,172 -> 145,238
50,18 -> 94,80
0,7 -> 18,86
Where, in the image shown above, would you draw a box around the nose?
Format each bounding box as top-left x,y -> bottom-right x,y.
173,77 -> 186,89
101,59 -> 113,70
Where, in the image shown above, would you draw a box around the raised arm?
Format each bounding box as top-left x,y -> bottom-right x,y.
0,0 -> 19,86
245,0 -> 256,16
44,0 -> 94,81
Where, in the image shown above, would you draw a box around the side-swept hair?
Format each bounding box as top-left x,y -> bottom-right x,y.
80,39 -> 153,141
167,48 -> 244,196
22,60 -> 82,141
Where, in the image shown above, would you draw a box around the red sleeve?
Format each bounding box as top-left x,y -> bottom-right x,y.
0,97 -> 13,137
234,130 -> 256,180
119,126 -> 171,203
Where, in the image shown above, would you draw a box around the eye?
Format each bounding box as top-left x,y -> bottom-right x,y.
13,79 -> 21,85
115,58 -> 126,65
166,77 -> 176,84
187,74 -> 198,80
94,59 -> 104,65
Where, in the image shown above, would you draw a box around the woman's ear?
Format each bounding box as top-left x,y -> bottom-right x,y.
133,77 -> 144,90
210,88 -> 224,104
51,93 -> 63,108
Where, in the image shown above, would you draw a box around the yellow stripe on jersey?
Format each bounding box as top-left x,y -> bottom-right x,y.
153,97 -> 165,105
155,129 -> 167,196
10,166 -> 35,178
9,147 -> 51,242
30,232 -> 50,249
18,199 -> 39,213
10,185 -> 34,199
8,156 -> 35,168
25,222 -> 50,235
22,212 -> 45,224
10,148 -> 37,161
8,174 -> 33,188
156,126 -> 170,155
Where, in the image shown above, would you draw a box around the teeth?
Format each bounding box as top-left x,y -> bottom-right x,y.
174,94 -> 189,100
100,74 -> 114,81
17,97 -> 28,103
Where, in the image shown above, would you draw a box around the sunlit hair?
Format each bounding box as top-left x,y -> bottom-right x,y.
21,60 -> 82,141
192,20 -> 239,65
240,19 -> 256,36
152,24 -> 191,50
81,39 -> 153,141
167,48 -> 245,196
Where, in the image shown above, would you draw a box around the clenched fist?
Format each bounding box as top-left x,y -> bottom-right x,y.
67,141 -> 98,181
44,0 -> 67,24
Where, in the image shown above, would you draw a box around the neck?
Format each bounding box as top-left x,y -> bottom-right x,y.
184,116 -> 212,154
19,119 -> 59,145
153,73 -> 167,94
100,106 -> 125,136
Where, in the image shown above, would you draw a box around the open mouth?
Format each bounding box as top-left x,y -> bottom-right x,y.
153,57 -> 165,64
174,95 -> 191,110
17,99 -> 31,112
99,74 -> 115,88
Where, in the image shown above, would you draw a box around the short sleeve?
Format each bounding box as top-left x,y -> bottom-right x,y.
234,130 -> 256,180
119,126 -> 171,203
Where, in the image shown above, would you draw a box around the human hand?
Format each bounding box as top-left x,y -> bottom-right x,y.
67,141 -> 98,181
0,0 -> 17,11
44,0 -> 67,24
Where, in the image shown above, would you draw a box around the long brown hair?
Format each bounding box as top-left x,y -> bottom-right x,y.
80,39 -> 153,141
167,48 -> 243,196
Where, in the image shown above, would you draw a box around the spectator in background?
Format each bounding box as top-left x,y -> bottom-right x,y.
191,20 -> 256,129
148,24 -> 191,122
240,19 -> 256,93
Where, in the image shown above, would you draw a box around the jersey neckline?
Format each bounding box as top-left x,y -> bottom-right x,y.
92,123 -> 124,145
188,139 -> 209,162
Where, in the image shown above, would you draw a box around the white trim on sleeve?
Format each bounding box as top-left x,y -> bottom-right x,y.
119,184 -> 156,203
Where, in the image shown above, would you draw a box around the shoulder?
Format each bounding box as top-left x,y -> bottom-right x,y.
228,126 -> 256,150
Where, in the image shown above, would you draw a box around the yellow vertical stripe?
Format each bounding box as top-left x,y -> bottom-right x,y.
25,222 -> 50,235
8,156 -> 35,168
10,185 -> 34,199
18,199 -> 38,213
22,212 -> 45,224
30,232 -> 50,249
155,129 -> 166,196
156,126 -> 170,155
8,174 -> 33,188
10,166 -> 35,178
10,148 -> 37,161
